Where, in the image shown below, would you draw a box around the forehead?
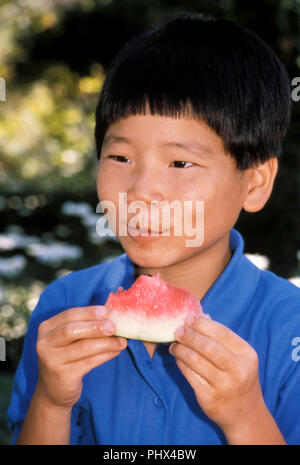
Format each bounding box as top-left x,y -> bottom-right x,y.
102,112 -> 227,158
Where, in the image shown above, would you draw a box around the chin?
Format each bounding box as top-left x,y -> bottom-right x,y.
122,243 -> 177,270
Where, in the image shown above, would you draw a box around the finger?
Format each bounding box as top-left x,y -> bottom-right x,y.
185,315 -> 248,355
60,336 -> 127,363
170,341 -> 223,386
174,326 -> 237,371
175,358 -> 210,389
47,319 -> 116,347
39,306 -> 109,335
67,350 -> 123,377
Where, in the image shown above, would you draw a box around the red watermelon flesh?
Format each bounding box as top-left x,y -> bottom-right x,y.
105,273 -> 203,342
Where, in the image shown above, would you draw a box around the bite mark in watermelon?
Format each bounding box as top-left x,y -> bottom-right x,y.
105,273 -> 203,342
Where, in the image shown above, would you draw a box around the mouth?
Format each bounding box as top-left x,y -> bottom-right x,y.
127,226 -> 169,236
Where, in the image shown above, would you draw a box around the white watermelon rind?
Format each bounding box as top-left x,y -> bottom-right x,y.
108,308 -> 202,342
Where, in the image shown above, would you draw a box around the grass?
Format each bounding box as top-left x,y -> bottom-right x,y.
0,372 -> 14,445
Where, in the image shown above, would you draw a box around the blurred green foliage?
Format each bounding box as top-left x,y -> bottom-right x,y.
0,0 -> 104,192
0,0 -> 300,445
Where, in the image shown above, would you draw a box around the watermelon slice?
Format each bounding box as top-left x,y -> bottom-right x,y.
105,273 -> 203,342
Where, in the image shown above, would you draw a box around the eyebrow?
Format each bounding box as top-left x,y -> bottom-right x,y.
102,134 -> 214,158
102,135 -> 131,146
160,141 -> 214,158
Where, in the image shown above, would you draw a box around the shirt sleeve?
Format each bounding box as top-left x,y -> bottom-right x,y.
268,302 -> 300,446
6,280 -> 82,444
6,293 -> 44,444
274,359 -> 300,445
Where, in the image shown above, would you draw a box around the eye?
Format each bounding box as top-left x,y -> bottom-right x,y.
106,155 -> 194,168
172,160 -> 194,168
108,155 -> 130,163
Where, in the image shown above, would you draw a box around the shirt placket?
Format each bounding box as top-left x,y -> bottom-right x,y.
127,339 -> 172,444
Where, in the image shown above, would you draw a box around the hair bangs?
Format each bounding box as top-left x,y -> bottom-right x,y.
94,37 -> 208,157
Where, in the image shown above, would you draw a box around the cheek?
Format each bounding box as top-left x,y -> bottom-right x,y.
96,163 -> 116,202
97,171 -> 106,202
195,171 -> 244,227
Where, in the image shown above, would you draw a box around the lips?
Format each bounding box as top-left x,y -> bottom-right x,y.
128,227 -> 165,235
126,219 -> 167,234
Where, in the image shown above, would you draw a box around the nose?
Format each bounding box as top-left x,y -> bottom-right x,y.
126,163 -> 165,206
126,163 -> 166,230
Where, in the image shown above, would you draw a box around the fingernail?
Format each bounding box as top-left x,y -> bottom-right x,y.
119,338 -> 127,349
96,306 -> 107,318
102,320 -> 114,334
175,326 -> 185,339
186,314 -> 195,326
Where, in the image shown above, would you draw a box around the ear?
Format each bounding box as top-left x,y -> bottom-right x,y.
243,157 -> 278,213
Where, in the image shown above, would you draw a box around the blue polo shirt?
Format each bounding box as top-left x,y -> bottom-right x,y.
6,228 -> 300,445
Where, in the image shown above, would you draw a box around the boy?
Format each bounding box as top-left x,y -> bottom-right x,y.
7,12 -> 300,445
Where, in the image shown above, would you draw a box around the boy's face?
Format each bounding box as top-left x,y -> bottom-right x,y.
97,111 -> 252,270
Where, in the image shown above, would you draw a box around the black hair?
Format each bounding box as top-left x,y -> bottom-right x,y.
94,11 -> 291,170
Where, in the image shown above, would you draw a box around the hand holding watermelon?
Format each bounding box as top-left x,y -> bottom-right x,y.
35,306 -> 127,410
169,315 -> 270,443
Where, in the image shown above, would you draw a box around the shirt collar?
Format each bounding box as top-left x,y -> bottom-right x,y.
105,227 -> 261,334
